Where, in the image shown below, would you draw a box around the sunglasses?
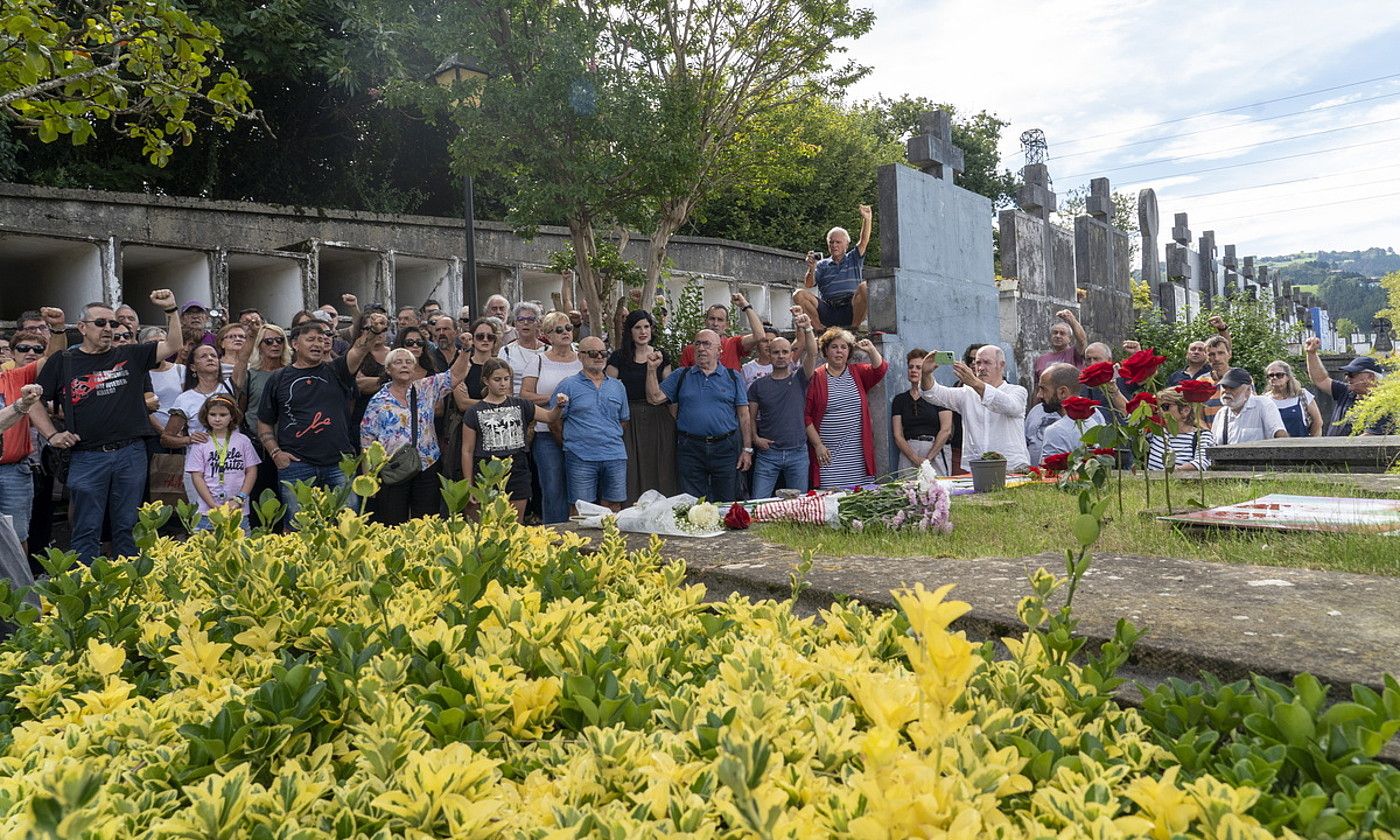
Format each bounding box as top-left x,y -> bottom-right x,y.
401,339 -> 425,347
1266,372 -> 1287,379
550,326 -> 573,334
580,349 -> 608,359
473,332 -> 496,341
83,318 -> 116,327
515,316 -> 538,324
261,336 -> 285,345
13,344 -> 44,354
113,333 -> 133,341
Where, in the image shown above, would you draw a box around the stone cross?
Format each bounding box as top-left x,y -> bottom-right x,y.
1242,256 -> 1254,280
1222,244 -> 1237,271
1223,244 -> 1239,294
1137,188 -> 1160,286
1016,163 -> 1056,220
906,111 -> 965,183
1171,212 -> 1191,246
1198,230 -> 1217,305
1087,177 -> 1113,221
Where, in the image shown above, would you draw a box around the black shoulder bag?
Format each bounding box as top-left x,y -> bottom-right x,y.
379,386 -> 420,486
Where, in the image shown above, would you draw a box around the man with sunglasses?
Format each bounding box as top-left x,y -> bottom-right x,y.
1303,337 -> 1395,435
0,308 -> 68,551
34,292 -> 184,562
555,336 -> 629,513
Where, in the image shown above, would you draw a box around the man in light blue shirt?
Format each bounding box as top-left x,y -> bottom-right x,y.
1038,362 -> 1105,461
794,204 -> 872,330
557,336 -> 630,513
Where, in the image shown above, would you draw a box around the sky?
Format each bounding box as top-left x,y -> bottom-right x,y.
842,0 -> 1400,261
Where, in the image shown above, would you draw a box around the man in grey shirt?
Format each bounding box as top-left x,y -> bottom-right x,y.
747,313 -> 818,498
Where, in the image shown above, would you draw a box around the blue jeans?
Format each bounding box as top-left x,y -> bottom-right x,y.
532,434 -> 568,524
676,432 -> 741,502
67,441 -> 147,563
0,461 -> 34,544
750,446 -> 808,499
278,460 -> 355,522
564,452 -> 628,506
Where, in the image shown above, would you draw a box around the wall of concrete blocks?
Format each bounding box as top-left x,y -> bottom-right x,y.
0,183 -> 806,327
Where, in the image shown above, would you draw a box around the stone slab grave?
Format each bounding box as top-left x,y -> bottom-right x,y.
867,110 -> 1002,475
1074,177 -> 1134,348
1208,435 -> 1400,473
556,521 -> 1400,706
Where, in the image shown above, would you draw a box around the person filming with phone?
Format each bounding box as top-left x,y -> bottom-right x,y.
794,204 -> 872,330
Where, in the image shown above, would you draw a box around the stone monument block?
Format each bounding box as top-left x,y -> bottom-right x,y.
1138,188 -> 1162,303
998,157 -> 1076,386
1075,210 -> 1134,347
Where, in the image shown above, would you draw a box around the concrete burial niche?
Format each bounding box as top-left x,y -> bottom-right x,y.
521,268 -> 565,309
120,244 -> 214,323
312,245 -> 385,311
0,232 -> 108,321
394,253 -> 457,314
226,250 -> 309,327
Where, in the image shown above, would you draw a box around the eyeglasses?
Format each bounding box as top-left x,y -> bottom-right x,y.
581,349 -> 608,359
1266,372 -> 1287,379
515,315 -> 538,324
550,326 -> 573,334
473,332 -> 496,341
83,318 -> 116,327
13,344 -> 44,354
261,336 -> 285,345
401,339 -> 425,348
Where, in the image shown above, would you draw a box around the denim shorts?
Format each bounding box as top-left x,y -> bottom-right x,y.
564,452 -> 628,505
0,461 -> 34,544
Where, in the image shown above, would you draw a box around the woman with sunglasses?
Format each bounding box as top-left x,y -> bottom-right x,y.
520,311 -> 582,524
1264,359 -> 1322,438
606,309 -> 678,501
446,318 -> 503,479
349,310 -> 394,435
139,326 -> 186,441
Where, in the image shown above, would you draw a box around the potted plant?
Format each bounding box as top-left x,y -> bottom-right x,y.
968,450 -> 1007,493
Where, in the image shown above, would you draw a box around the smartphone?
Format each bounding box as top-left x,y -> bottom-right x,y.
932,350 -> 955,365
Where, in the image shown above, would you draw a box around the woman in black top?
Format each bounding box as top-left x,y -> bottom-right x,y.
446,317 -> 502,480
892,347 -> 953,474
605,309 -> 678,500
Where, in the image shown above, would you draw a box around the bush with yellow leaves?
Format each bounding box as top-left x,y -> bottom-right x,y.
0,469 -> 1393,838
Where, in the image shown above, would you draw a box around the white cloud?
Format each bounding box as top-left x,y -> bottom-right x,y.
846,0 -> 1400,256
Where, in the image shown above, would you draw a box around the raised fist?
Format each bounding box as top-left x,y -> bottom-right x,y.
1304,337 -> 1322,354
40,307 -> 65,328
149,289 -> 176,310
17,384 -> 42,408
1209,315 -> 1228,332
1055,309 -> 1075,321
645,351 -> 663,369
856,338 -> 875,354
341,293 -> 358,307
794,312 -> 812,331
731,292 -> 749,309
858,204 -> 872,221
1122,339 -> 1142,353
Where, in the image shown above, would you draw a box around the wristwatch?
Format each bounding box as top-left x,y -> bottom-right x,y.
743,447 -> 754,453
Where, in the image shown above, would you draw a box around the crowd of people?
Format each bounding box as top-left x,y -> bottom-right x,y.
0,211 -> 1393,565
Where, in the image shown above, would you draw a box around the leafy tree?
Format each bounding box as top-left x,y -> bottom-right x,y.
1315,274 -> 1387,331
1134,297 -> 1296,385
1,0 -> 255,164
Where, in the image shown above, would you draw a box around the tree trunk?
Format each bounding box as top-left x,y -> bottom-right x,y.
566,215 -> 606,340
642,197 -> 692,313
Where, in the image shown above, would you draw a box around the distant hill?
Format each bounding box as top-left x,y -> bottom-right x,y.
1259,247 -> 1400,279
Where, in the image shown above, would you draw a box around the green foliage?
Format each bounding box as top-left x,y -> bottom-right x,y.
1134,297 -> 1297,383
547,239 -> 647,306
1343,270 -> 1400,444
0,0 -> 255,165
1317,274 -> 1388,330
654,275 -> 706,363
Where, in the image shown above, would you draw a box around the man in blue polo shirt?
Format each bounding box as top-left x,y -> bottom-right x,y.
1303,338 -> 1395,435
557,336 -> 631,513
649,329 -> 753,501
794,203 -> 872,330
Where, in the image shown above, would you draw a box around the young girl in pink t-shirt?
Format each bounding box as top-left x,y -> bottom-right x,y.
184,394 -> 260,532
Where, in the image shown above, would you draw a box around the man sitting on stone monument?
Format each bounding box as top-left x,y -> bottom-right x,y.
1032,310 -> 1087,388
1211,367 -> 1286,445
1038,362 -> 1105,460
1303,338 -> 1395,435
919,344 -> 1029,472
795,204 -> 872,330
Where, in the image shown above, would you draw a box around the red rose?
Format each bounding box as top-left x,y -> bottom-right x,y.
1041,453 -> 1070,472
1117,348 -> 1168,385
1061,396 -> 1102,421
724,502 -> 751,530
1125,392 -> 1158,415
1079,362 -> 1116,387
1092,447 -> 1117,457
1177,379 -> 1218,404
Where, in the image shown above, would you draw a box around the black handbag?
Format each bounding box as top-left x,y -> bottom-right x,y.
379,386 -> 420,486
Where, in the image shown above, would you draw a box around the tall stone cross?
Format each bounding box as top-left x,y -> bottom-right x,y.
906,111 -> 965,183
1086,177 -> 1114,220
1016,164 -> 1057,220
1223,245 -> 1239,294
1199,230 -> 1218,304
1137,188 -> 1161,295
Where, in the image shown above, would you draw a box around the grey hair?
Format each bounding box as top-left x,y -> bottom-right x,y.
486,294 -> 510,307
80,301 -> 114,320
979,344 -> 1006,365
512,300 -> 543,320
138,326 -> 167,343
385,347 -> 417,366
826,226 -> 850,243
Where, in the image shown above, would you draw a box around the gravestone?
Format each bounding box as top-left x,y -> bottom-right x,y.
869,110 -> 1000,475
1198,229 -> 1218,308
1074,177 -> 1134,348
1138,188 -> 1162,304
1163,213 -> 1195,322
997,153 -> 1076,386
1223,244 -> 1240,295
1243,256 -> 1258,300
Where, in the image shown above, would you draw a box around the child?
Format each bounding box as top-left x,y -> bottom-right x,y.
460,358 -> 566,517
184,394 -> 261,532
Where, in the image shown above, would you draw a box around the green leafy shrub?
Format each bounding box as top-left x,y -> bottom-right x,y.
1135,297 -> 1298,382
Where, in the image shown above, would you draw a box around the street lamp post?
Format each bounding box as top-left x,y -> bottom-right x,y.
431,55 -> 490,320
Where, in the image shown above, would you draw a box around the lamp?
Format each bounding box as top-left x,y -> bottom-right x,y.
431,55 -> 491,319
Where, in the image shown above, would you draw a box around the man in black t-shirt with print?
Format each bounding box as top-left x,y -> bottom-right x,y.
36,290 -> 185,563
1303,338 -> 1395,435
257,320 -> 376,519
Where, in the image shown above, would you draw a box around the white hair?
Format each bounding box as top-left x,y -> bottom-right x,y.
512,300 -> 543,320
486,294 -> 510,307
826,226 -> 850,243
978,344 -> 1006,365
385,347 -> 417,366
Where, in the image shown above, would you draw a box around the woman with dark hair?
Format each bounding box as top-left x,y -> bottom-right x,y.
350,309 -> 393,435
392,325 -> 443,376
606,309 -> 677,500
444,317 -> 504,481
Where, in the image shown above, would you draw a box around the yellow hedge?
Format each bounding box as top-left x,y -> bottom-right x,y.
0,501 -> 1308,838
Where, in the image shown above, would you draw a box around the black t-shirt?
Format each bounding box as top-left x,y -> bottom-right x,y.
462,397 -> 536,459
1326,378 -> 1395,436
607,348 -> 670,402
351,355 -> 386,433
892,390 -> 944,440
463,359 -> 487,400
258,357 -> 358,465
37,342 -> 160,449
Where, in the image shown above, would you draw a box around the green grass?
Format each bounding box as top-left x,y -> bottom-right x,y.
758,477 -> 1400,576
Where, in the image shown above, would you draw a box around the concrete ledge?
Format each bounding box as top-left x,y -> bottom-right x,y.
1208,436 -> 1400,474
